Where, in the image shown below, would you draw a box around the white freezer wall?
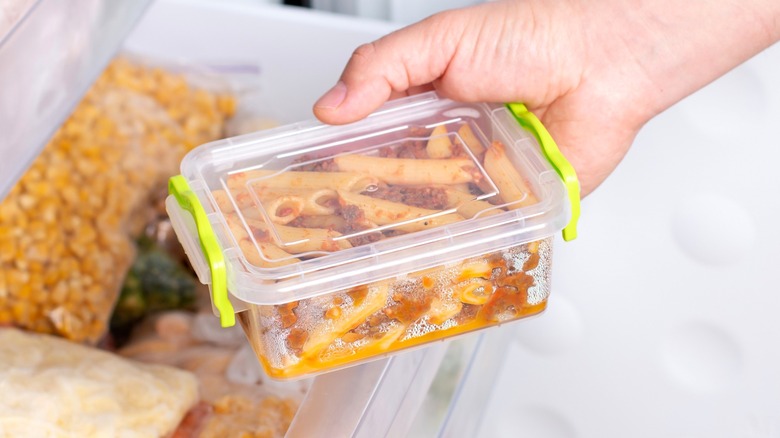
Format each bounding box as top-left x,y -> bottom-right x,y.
309,0 -> 485,24
477,44 -> 780,437
124,0 -> 398,124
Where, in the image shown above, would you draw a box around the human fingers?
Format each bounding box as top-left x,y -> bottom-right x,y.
313,10 -> 465,124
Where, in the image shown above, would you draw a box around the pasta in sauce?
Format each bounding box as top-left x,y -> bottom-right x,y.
218,122 -> 550,378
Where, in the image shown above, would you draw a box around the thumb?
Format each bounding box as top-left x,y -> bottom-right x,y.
313,12 -> 462,125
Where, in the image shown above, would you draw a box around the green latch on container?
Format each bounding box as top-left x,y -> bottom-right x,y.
506,103 -> 580,241
169,175 -> 235,327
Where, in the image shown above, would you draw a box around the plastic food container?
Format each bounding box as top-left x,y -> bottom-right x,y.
166,92 -> 580,379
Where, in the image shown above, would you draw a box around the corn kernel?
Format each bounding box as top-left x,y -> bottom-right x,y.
0,57 -> 234,342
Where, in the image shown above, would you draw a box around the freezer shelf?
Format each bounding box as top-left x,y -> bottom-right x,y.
289,328 -> 508,437
0,0 -> 153,199
406,325 -> 516,438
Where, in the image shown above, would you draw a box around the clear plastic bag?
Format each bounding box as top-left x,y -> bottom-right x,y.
120,310 -> 307,438
0,57 -> 237,343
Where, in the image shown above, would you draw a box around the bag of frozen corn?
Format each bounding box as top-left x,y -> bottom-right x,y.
0,57 -> 236,343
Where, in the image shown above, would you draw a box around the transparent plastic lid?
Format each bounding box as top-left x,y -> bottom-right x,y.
168,92 -> 571,307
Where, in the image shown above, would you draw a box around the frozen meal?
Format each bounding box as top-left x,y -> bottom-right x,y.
119,310 -> 304,438
167,92 -> 580,379
0,57 -> 236,343
0,328 -> 198,438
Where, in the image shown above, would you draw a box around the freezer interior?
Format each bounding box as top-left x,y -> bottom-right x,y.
1,1 -> 516,436
3,0 -> 778,436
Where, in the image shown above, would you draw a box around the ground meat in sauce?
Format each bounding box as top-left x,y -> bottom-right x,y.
340,204 -> 365,224
252,228 -> 270,241
347,232 -> 384,247
364,186 -> 449,209
522,252 -> 540,272
478,268 -> 537,322
467,183 -> 483,196
286,327 -> 308,351
346,286 -> 368,306
338,205 -> 383,246
379,139 -> 428,159
383,284 -> 434,324
449,140 -> 468,157
454,303 -> 480,324
349,311 -> 393,340
286,216 -> 306,228
291,155 -> 338,172
277,302 -> 299,329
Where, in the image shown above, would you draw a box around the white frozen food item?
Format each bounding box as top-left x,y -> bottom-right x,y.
0,328 -> 198,438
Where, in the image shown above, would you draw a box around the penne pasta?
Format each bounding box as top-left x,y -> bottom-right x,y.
232,189 -> 305,225
302,282 -> 390,358
454,278 -> 494,305
318,323 -> 407,363
244,217 -> 352,253
238,239 -> 300,268
337,190 -> 465,233
258,194 -> 305,225
334,155 -> 479,186
446,183 -> 472,193
215,190 -> 261,221
441,188 -> 503,219
228,169 -> 378,193
427,297 -> 463,325
291,214 -> 347,231
456,260 -> 494,281
222,188 -> 338,224
482,141 -> 539,209
457,124 -> 485,157
410,183 -> 471,194
224,212 -> 251,242
211,189 -> 235,213
252,187 -> 339,216
458,200 -> 503,219
426,125 -> 453,159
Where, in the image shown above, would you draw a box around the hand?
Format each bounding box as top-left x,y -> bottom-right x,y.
314,0 -> 780,196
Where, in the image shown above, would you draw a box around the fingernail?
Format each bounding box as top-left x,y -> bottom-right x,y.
315,81 -> 347,109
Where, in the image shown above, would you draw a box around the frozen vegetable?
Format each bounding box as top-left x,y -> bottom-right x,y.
0,328 -> 198,437
111,238 -> 198,336
0,57 -> 236,343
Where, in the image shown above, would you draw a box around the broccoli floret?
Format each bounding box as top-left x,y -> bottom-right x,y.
111,240 -> 197,337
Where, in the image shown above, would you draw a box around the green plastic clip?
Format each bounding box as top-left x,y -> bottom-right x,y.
169,175 -> 235,327
506,103 -> 580,241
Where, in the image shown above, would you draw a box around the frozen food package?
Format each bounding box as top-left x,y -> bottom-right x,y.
0,328 -> 199,438
0,57 -> 237,343
167,92 -> 580,379
119,310 -> 305,438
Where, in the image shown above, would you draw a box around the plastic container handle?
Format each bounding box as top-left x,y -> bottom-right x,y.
506,103 -> 580,241
169,175 -> 235,327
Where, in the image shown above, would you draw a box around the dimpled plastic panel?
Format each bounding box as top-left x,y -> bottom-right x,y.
479,44 -> 780,437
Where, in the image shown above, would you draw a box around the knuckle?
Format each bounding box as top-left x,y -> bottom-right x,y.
351,42 -> 378,63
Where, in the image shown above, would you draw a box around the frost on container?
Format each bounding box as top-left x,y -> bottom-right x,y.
168,93 -> 573,379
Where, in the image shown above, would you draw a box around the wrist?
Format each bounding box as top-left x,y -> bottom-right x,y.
586,0 -> 780,128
